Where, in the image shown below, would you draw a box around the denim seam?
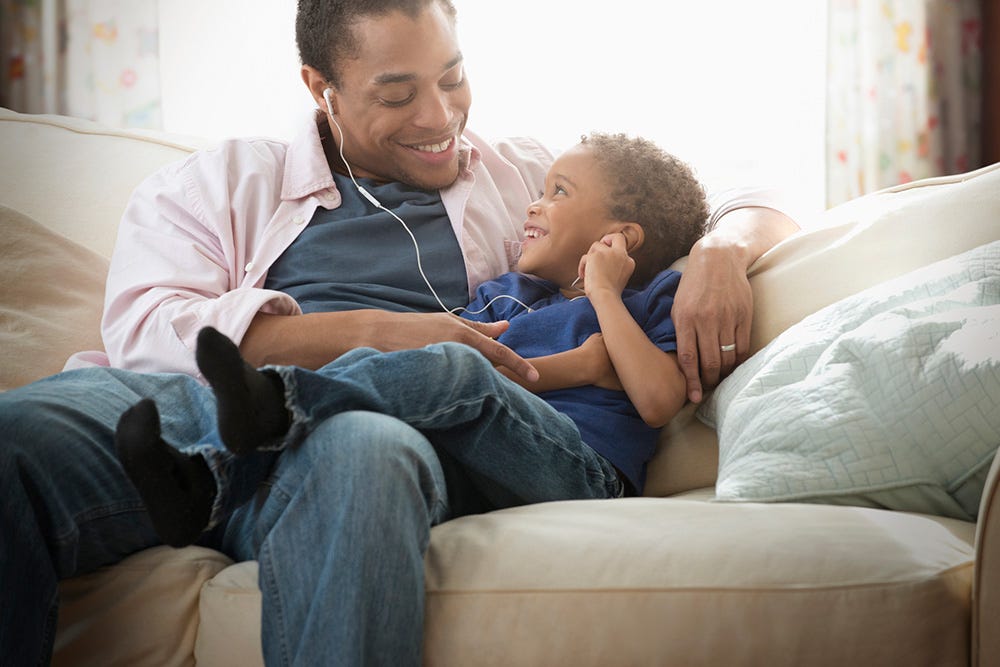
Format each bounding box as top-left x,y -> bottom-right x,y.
259,537 -> 291,667
404,392 -> 592,468
54,500 -> 148,546
270,365 -> 315,451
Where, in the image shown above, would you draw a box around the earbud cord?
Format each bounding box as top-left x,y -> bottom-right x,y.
324,93 -> 534,316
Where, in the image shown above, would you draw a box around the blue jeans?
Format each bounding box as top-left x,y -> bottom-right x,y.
197,343 -> 621,527
0,344 -> 619,666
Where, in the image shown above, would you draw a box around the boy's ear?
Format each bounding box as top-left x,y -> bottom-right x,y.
618,223 -> 645,254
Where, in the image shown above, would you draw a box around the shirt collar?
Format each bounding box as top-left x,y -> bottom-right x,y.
280,112 -> 337,201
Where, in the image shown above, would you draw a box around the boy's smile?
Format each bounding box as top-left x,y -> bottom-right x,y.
516,144 -> 623,289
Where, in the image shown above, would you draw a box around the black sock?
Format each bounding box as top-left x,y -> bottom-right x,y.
115,398 -> 217,548
195,326 -> 289,456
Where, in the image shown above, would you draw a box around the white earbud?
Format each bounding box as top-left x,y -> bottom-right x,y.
323,88 -> 335,117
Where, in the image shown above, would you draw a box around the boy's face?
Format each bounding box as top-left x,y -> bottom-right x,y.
517,144 -> 621,287
321,3 -> 471,191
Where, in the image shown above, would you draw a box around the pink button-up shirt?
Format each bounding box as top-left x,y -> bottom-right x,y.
66,115 -> 789,378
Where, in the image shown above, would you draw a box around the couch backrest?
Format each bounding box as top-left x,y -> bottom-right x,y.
0,108 -> 202,258
645,161 -> 1000,496
0,108 -> 204,389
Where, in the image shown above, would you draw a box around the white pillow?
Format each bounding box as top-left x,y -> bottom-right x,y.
699,241 -> 1000,519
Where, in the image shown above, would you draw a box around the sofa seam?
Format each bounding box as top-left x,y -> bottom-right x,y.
425,562 -> 973,597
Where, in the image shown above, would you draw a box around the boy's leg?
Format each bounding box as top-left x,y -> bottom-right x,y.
277,342 -> 622,508
0,368 -> 218,665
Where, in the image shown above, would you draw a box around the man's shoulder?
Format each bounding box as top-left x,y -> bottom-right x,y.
178,135 -> 290,172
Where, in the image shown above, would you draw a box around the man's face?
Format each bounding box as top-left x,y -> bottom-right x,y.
326,4 -> 471,191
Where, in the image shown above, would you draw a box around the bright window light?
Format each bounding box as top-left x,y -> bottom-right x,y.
159,1 -> 827,214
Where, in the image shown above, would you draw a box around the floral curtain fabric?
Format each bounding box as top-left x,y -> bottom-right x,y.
1,0 -> 161,129
827,0 -> 982,206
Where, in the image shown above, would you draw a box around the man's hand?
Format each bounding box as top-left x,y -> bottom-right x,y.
671,243 -> 752,403
368,311 -> 539,383
670,206 -> 798,403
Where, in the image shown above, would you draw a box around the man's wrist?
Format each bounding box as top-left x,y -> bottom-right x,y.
689,234 -> 754,272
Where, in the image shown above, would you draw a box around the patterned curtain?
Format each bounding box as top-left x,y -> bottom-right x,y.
826,0 -> 982,206
1,0 -> 161,129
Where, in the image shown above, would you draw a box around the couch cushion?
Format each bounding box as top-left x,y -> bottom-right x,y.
421,497 -> 974,666
644,161 -> 1000,497
0,205 -> 109,391
53,546 -> 231,667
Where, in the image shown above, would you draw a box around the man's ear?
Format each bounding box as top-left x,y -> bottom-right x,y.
617,222 -> 645,254
302,65 -> 336,112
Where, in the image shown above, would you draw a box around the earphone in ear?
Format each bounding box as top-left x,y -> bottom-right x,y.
323,87 -> 335,117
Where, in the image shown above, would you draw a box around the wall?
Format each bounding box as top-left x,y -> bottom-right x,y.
983,0 -> 1000,166
158,1 -> 827,214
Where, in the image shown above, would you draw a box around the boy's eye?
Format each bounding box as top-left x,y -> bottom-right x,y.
553,185 -> 567,196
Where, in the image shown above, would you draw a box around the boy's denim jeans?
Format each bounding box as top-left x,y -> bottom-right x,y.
0,342 -> 619,666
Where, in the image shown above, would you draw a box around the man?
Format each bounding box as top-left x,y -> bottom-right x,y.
0,1 -> 799,664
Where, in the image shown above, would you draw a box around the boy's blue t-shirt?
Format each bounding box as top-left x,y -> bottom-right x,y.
461,270 -> 681,493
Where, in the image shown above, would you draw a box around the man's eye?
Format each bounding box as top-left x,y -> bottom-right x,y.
441,76 -> 466,91
379,95 -> 414,107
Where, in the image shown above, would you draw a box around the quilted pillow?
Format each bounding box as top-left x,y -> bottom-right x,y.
699,241 -> 1000,520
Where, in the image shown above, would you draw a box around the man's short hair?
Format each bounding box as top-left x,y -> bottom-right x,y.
296,0 -> 458,88
581,132 -> 710,288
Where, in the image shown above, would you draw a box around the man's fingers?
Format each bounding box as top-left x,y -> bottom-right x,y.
484,338 -> 539,382
460,318 -> 538,382
462,318 -> 509,338
697,331 -> 724,391
675,321 -> 703,403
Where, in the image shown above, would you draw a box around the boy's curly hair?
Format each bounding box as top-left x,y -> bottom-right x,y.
581,132 -> 709,288
297,0 -> 457,88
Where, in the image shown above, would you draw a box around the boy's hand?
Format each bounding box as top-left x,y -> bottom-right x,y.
579,333 -> 624,391
577,232 -> 635,296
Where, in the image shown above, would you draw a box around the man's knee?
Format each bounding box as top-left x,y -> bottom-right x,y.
280,411 -> 443,487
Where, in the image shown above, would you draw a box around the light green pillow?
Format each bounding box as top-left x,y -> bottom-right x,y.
699,241 -> 1000,520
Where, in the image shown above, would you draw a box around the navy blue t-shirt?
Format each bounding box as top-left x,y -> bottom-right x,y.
264,172 -> 469,314
461,270 -> 681,493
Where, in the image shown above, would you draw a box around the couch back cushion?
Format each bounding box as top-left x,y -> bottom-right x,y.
0,206 -> 109,390
0,108 -> 199,259
645,161 -> 1000,497
0,109 -> 201,390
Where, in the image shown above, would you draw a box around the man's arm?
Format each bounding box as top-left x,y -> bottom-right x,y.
672,205 -> 799,403
242,310 -> 539,382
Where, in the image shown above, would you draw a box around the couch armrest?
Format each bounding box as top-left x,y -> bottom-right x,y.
974,452 -> 1000,666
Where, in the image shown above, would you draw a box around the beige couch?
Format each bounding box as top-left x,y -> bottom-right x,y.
2,107 -> 998,666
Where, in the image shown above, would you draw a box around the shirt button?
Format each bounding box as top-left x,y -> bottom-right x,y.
244,262 -> 255,272
292,216 -> 306,225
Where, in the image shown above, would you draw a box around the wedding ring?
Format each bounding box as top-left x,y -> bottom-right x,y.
720,343 -> 737,353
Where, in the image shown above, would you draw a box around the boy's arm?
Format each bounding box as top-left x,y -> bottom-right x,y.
582,234 -> 688,428
588,291 -> 686,428
495,333 -> 623,394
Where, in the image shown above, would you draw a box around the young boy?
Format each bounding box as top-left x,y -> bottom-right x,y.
115,132 -> 709,547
